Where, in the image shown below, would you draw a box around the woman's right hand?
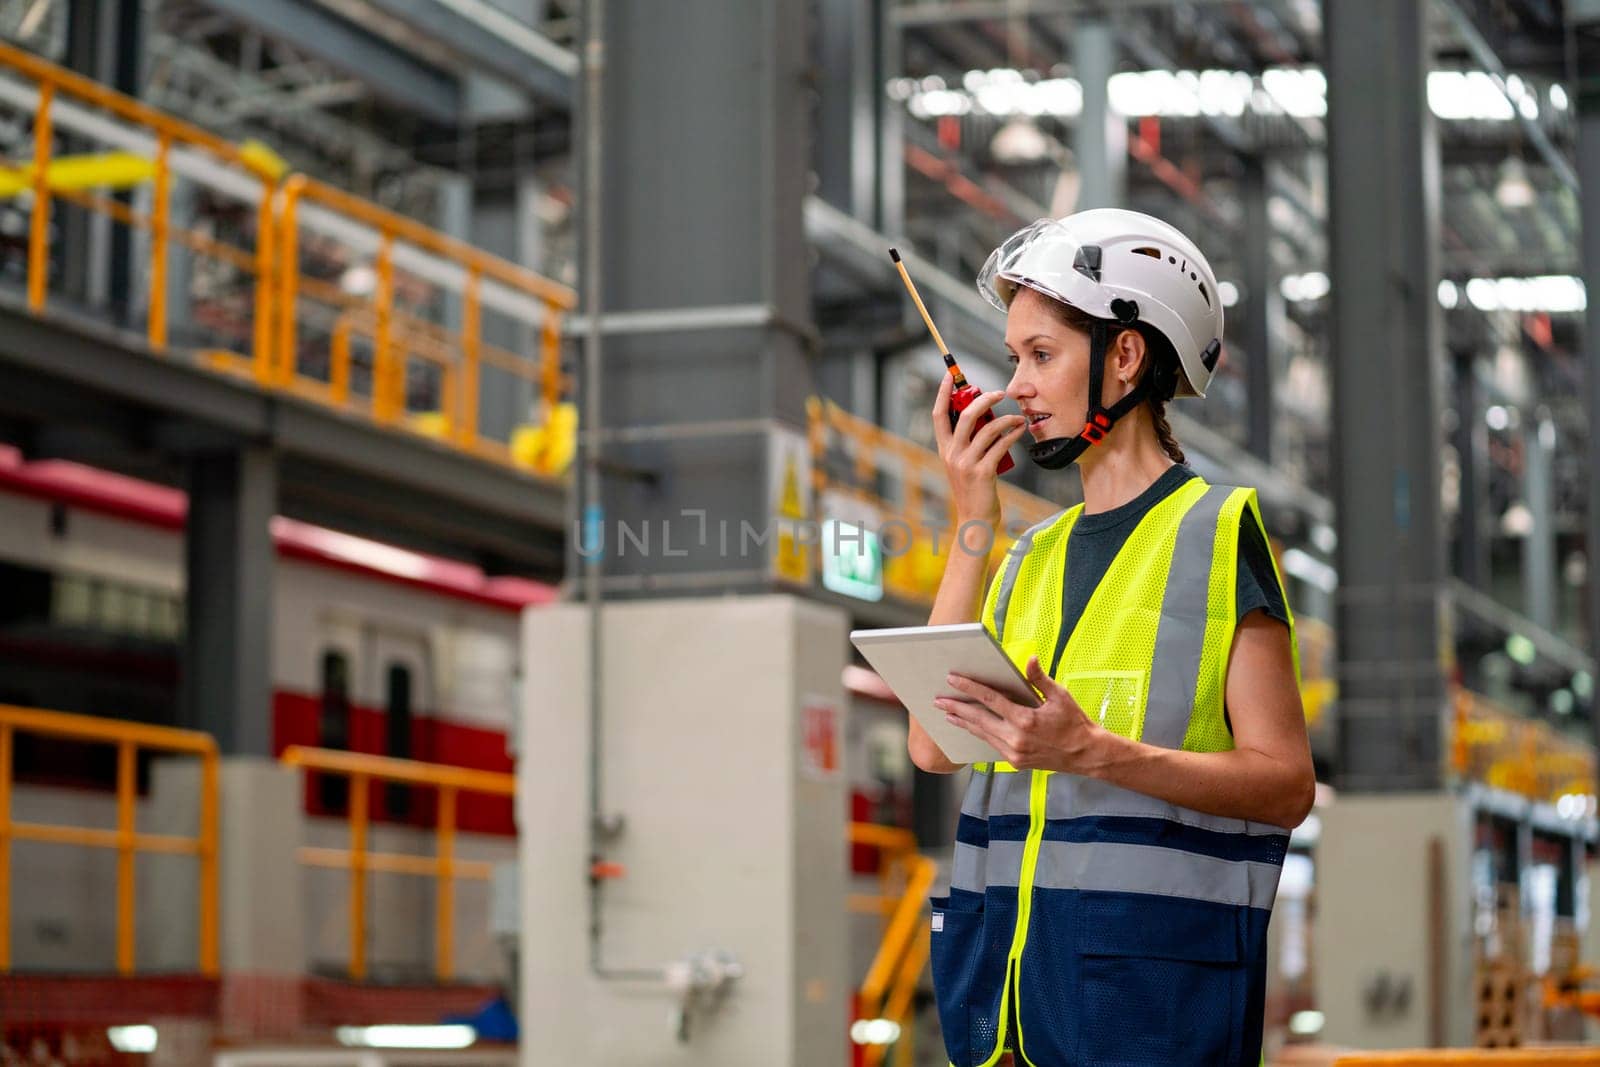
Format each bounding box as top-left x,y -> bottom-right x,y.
932,371 -> 1028,525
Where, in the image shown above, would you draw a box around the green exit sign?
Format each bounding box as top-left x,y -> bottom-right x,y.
821,519 -> 883,602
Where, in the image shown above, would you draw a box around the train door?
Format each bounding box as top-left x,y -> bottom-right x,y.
368,627 -> 433,820
314,618 -> 361,813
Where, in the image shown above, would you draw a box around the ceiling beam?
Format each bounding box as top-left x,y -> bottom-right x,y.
198,0 -> 460,122
356,0 -> 576,108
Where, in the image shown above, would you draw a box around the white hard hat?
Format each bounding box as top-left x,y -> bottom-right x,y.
977,208 -> 1224,398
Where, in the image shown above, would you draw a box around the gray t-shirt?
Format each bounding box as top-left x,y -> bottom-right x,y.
1047,464 -> 1289,683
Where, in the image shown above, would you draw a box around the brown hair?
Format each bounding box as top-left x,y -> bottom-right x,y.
1033,293 -> 1186,464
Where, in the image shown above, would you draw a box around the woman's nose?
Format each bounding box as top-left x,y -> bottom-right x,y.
1006,366 -> 1032,402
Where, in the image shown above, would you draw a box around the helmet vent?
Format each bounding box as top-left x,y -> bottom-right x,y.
1197,282 -> 1210,308
1131,246 -> 1162,259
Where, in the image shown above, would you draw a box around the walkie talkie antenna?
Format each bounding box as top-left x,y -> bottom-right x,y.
889,248 -> 969,387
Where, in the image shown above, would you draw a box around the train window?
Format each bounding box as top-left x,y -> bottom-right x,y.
385,662 -> 413,818
318,650 -> 351,813
46,570 -> 182,641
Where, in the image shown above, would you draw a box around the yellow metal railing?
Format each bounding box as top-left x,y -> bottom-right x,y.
1333,1053 -> 1600,1065
0,704 -> 219,976
0,41 -> 576,474
0,38 -> 281,356
273,175 -> 574,461
848,822 -> 935,1067
278,745 -> 515,983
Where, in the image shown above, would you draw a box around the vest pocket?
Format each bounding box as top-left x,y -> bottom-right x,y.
1059,670 -> 1148,741
1074,892 -> 1246,1067
929,894 -> 1011,1067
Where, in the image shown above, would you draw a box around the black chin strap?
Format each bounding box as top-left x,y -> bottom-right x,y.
1028,319 -> 1148,471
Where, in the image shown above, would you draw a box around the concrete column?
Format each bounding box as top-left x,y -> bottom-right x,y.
1325,0 -> 1447,791
1073,20 -> 1126,211
520,597 -> 850,1065
180,448 -> 276,756
144,758 -> 306,1039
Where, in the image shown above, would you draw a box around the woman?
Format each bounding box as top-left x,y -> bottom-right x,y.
914,209 -> 1315,1067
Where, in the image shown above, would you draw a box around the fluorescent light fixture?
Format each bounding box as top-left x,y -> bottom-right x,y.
897,66 -> 1535,124
1495,156 -> 1536,209
1485,405 -> 1509,431
1460,275 -> 1584,314
1438,280 -> 1460,309
1280,272 -> 1328,303
1428,71 -> 1514,121
850,1019 -> 903,1046
1551,84 -> 1569,111
335,1025 -> 475,1050
107,1027 -> 158,1054
1217,280 -> 1240,308
991,118 -> 1052,164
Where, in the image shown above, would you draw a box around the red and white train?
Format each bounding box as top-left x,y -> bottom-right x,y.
0,445 -> 557,835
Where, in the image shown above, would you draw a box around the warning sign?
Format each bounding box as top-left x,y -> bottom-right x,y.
771,429 -> 813,585
800,697 -> 840,781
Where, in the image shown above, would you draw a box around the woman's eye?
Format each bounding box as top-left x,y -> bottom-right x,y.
1034,350 -> 1051,362
1006,352 -> 1019,366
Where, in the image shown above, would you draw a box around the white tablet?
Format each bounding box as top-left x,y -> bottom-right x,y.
849,622 -> 1041,766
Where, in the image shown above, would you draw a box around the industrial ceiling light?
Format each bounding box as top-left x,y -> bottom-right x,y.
1495,156 -> 1535,210
990,118 -> 1051,164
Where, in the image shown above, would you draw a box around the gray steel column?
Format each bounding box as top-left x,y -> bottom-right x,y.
1576,4 -> 1600,755
580,0 -> 813,593
816,0 -> 877,222
1326,0 -> 1447,791
1524,411 -> 1556,631
1452,351 -> 1490,590
1073,20 -> 1125,211
180,447 -> 277,756
1242,159 -> 1274,462
878,0 -> 905,235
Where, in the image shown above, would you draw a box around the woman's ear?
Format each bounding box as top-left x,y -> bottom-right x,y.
1112,328 -> 1147,385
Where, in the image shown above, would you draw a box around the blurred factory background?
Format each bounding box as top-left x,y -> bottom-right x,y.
0,0 -> 1596,1064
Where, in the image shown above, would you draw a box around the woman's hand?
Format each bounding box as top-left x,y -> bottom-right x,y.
934,656 -> 1107,773
932,371 -> 1028,525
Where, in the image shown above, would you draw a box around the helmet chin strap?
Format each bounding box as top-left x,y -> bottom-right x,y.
1028,318 -> 1148,471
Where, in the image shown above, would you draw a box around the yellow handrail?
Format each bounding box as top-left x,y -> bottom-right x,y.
0,41 -> 576,476
0,38 -> 281,356
849,822 -> 934,1067
0,703 -> 219,977
274,174 -> 576,457
278,745 -> 515,982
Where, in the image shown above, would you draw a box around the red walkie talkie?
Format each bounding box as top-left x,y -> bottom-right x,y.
889,249 -> 1015,474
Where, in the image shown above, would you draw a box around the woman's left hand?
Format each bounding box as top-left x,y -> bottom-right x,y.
935,656 -> 1107,773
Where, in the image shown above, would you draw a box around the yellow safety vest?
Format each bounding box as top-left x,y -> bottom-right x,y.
929,477 -> 1298,1067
